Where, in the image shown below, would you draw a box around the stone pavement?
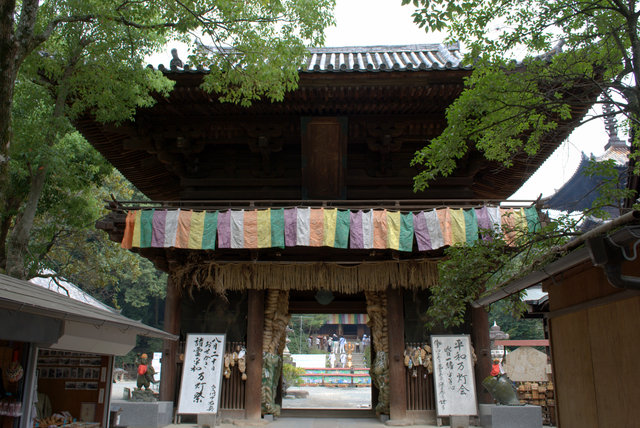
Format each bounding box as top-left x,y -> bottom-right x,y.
283,386 -> 372,409
163,419 -> 443,428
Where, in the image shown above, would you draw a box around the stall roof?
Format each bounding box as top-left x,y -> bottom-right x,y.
472,215 -> 640,308
29,270 -> 114,312
0,273 -> 177,342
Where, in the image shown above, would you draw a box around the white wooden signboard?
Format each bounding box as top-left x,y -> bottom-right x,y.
431,334 -> 478,416
177,334 -> 226,414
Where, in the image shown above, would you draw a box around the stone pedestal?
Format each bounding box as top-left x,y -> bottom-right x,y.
197,413 -> 218,427
110,400 -> 173,428
478,404 -> 495,427
449,415 -> 469,428
491,405 -> 542,428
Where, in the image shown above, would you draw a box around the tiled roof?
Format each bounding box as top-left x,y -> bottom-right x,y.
302,44 -> 465,72
155,44 -> 468,73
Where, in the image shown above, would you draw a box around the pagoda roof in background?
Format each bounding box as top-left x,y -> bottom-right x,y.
543,112 -> 630,216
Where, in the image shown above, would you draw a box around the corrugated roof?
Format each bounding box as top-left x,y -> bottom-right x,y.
29,269 -> 115,312
155,44 -> 468,73
0,273 -> 176,341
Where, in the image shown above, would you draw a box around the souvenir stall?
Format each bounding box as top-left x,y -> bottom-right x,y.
0,274 -> 176,428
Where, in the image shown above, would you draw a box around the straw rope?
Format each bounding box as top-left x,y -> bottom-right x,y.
366,290 -> 390,414
171,260 -> 438,294
261,289 -> 290,416
263,290 -> 290,354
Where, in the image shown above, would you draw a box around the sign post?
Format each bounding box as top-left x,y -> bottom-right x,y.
431,335 -> 477,426
177,334 -> 226,424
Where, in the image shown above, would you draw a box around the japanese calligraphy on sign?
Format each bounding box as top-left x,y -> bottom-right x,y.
177,334 -> 226,414
431,335 -> 477,416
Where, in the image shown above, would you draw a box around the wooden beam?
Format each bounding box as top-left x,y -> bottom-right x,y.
387,288 -> 407,421
471,306 -> 492,404
494,339 -> 550,347
289,299 -> 367,314
159,276 -> 181,402
245,290 -> 265,420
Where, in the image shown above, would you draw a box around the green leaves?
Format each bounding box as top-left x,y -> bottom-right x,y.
425,214 -> 575,329
405,0 -> 639,189
412,56 -> 583,191
189,0 -> 335,106
3,0 -> 336,277
583,158 -> 636,219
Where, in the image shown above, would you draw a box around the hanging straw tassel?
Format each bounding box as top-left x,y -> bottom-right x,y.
171,260 -> 438,295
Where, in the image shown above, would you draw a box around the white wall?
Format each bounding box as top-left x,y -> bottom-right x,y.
290,354 -> 326,368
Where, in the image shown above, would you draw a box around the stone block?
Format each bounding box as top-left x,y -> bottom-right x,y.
449,415 -> 469,428
478,404 -> 496,427
110,400 -> 173,428
197,413 -> 218,427
491,405 -> 542,428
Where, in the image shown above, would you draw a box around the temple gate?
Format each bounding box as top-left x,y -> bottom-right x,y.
81,44 -> 589,423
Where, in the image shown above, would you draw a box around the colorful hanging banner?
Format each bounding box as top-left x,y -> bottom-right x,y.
120,205 -> 541,253
326,314 -> 369,324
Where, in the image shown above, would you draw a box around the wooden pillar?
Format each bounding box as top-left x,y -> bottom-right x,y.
387,288 -> 407,421
160,275 -> 181,402
471,306 -> 492,404
245,290 -> 264,420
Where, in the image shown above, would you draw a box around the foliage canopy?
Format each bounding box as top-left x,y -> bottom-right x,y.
403,0 -> 640,327
404,0 -> 640,190
1,0 -> 335,279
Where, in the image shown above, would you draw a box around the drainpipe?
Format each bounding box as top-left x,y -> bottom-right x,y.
586,234 -> 640,290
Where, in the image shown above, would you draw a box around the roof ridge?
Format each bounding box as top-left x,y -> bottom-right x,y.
308,43 -> 460,52
157,42 -> 468,73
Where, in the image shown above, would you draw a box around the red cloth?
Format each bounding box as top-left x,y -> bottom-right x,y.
490,364 -> 501,377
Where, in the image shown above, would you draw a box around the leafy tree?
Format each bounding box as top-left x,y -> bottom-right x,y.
2,77 -> 115,278
489,300 -> 544,341
282,363 -> 305,395
403,0 -> 640,191
401,0 -> 640,327
41,167 -> 168,322
424,157 -> 633,328
287,314 -> 329,354
1,0 -> 335,279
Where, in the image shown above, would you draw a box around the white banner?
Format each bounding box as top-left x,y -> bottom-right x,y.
431,335 -> 477,416
177,334 -> 226,414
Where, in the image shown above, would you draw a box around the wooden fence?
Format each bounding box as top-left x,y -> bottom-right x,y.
220,341 -> 246,410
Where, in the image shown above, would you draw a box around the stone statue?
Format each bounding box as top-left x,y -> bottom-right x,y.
170,48 -> 183,70
482,374 -> 522,405
132,353 -> 158,402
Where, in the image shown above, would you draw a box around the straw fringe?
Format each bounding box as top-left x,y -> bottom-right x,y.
170,260 -> 439,294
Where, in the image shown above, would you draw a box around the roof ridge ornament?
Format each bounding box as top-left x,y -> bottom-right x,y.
170,48 -> 183,71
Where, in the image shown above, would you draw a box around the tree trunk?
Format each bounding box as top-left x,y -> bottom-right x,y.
0,0 -> 18,231
5,165 -> 47,278
0,210 -> 13,270
0,0 -> 40,200
471,306 -> 492,404
4,47 -> 76,278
